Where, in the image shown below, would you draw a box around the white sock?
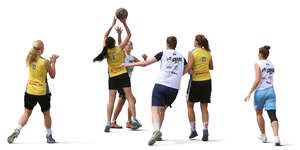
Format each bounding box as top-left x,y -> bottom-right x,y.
190,122 -> 196,131
112,120 -> 116,124
274,136 -> 280,142
46,128 -> 52,136
261,133 -> 266,137
16,125 -> 23,131
203,122 -> 208,130
153,123 -> 160,131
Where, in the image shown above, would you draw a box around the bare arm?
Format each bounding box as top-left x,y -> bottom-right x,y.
115,26 -> 123,46
119,20 -> 131,50
245,63 -> 261,101
134,54 -> 148,62
122,57 -> 157,67
183,51 -> 194,75
209,55 -> 214,70
46,54 -> 59,79
103,17 -> 117,47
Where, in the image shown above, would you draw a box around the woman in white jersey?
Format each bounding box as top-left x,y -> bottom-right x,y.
110,27 -> 147,129
245,45 -> 280,146
122,36 -> 188,146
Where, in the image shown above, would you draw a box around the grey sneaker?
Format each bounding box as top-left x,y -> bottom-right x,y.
46,134 -> 56,143
189,130 -> 198,139
148,130 -> 162,146
202,130 -> 209,141
7,129 -> 20,144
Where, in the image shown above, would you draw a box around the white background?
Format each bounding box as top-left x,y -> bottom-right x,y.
0,0 -> 299,149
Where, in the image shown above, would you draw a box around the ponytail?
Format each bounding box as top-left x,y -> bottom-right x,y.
195,34 -> 210,52
94,36 -> 115,62
93,46 -> 108,62
26,40 -> 43,66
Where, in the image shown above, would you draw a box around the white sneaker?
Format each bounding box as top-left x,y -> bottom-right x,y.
258,134 -> 267,143
274,136 -> 281,146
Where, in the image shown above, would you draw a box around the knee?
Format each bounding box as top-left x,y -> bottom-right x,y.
24,110 -> 32,117
267,110 -> 278,122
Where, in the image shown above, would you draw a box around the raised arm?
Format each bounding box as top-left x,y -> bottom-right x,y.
46,54 -> 59,79
183,51 -> 194,75
103,17 -> 117,47
244,63 -> 261,101
119,19 -> 131,49
115,26 -> 123,46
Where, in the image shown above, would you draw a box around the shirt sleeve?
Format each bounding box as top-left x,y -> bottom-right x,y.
184,58 -> 187,65
154,52 -> 163,61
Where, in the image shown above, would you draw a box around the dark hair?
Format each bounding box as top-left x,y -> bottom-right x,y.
259,45 -> 270,59
167,36 -> 177,49
195,34 -> 210,52
93,37 -> 115,62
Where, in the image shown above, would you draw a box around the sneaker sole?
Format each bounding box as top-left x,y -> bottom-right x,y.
7,133 -> 18,144
148,131 -> 162,146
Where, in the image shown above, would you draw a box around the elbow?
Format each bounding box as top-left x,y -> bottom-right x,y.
50,73 -> 56,79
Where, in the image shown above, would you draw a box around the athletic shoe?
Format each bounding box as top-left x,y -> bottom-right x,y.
148,130 -> 162,146
274,137 -> 281,146
7,129 -> 20,144
104,125 -> 110,132
110,122 -> 123,129
131,119 -> 142,130
126,121 -> 132,128
46,134 -> 56,144
189,130 -> 198,139
258,134 -> 267,143
202,130 -> 209,141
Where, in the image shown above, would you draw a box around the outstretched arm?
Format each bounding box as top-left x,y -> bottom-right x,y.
134,54 -> 148,62
122,57 -> 157,67
119,19 -> 131,49
244,63 -> 261,101
103,17 -> 117,47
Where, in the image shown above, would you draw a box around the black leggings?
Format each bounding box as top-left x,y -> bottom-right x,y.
267,110 -> 278,122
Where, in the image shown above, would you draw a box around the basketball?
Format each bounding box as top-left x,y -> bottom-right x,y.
115,8 -> 128,20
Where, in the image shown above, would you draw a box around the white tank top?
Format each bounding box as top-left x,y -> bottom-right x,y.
256,60 -> 275,90
125,53 -> 135,78
155,50 -> 186,90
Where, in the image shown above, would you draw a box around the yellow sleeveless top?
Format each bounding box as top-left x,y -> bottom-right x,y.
107,46 -> 127,77
191,47 -> 211,81
26,56 -> 50,95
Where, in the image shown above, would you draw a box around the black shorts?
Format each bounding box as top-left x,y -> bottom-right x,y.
187,79 -> 211,103
109,73 -> 131,90
24,93 -> 51,112
118,88 -> 126,99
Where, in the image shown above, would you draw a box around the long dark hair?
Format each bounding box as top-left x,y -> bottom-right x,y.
195,34 -> 210,52
93,37 -> 115,62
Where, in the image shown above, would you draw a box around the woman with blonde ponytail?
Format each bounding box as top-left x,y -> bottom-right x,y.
8,40 -> 59,144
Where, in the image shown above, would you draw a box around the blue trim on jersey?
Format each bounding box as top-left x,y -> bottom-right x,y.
40,56 -> 46,60
192,48 -> 197,52
45,77 -> 50,94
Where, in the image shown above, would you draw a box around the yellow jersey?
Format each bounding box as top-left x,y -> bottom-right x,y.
26,56 -> 50,95
107,46 -> 127,77
191,47 -> 211,81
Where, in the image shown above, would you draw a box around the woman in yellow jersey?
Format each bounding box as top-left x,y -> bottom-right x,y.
185,34 -> 214,141
93,17 -> 141,132
7,40 -> 59,144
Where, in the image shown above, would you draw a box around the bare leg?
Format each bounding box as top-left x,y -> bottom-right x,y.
200,103 -> 209,123
18,108 -> 33,127
107,90 -> 117,122
127,107 -> 132,122
152,106 -> 162,129
123,87 -> 136,119
43,110 -> 52,129
271,121 -> 279,136
112,97 -> 126,121
159,106 -> 167,127
255,109 -> 265,134
187,101 -> 195,123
